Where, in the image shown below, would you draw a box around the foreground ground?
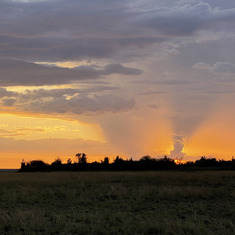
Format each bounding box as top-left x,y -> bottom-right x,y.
0,171 -> 234,234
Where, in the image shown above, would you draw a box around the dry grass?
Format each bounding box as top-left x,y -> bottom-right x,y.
0,171 -> 234,234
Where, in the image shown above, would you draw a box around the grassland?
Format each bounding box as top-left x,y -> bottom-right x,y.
0,171 -> 234,234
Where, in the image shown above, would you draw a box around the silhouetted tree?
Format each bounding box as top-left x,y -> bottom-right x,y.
80,153 -> 87,164
51,158 -> 62,171
75,153 -> 81,163
19,153 -> 235,172
232,157 -> 235,169
76,153 -> 87,164
140,155 -> 152,161
113,156 -> 127,170
156,156 -> 175,169
113,156 -> 124,164
195,156 -> 219,167
20,159 -> 26,171
101,157 -> 109,165
67,158 -> 72,164
25,160 -> 49,171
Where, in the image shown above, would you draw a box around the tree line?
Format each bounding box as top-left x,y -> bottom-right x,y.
19,154 -> 235,172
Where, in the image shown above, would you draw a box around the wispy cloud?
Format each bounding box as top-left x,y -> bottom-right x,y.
193,61 -> 235,74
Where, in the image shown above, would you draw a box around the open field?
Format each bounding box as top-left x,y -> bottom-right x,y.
0,171 -> 234,234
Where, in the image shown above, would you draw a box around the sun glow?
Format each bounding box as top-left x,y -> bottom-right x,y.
0,114 -> 105,142
184,108 -> 235,159
0,113 -> 107,168
174,159 -> 187,164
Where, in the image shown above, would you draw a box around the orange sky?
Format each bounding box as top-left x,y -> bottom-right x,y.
1,0 -> 235,168
1,100 -> 235,169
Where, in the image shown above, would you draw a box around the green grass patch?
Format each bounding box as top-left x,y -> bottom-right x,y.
0,171 -> 234,234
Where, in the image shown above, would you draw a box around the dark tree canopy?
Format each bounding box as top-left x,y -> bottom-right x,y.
19,154 -> 235,172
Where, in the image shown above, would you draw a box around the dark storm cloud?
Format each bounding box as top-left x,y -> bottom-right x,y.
137,2 -> 235,36
0,59 -> 141,86
0,0 -> 142,61
1,1 -> 235,61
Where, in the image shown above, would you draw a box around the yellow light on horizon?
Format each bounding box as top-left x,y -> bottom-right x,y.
0,114 -> 105,142
184,110 -> 235,159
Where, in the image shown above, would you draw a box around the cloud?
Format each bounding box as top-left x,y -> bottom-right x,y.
1,0 -> 235,163
136,2 -> 235,36
2,98 -> 17,106
212,62 -> 235,73
192,62 -> 211,70
0,59 -> 141,86
144,79 -> 194,85
1,1 -> 235,61
24,94 -> 135,115
0,87 -> 135,115
0,87 -> 18,97
102,63 -> 142,75
0,0 -> 146,61
0,127 -> 47,138
193,61 -> 235,74
74,63 -> 141,76
169,135 -> 187,159
137,3 -> 209,36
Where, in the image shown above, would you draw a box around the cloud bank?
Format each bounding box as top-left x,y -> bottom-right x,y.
0,87 -> 135,115
0,59 -> 141,86
0,1 -> 235,62
1,0 -> 235,163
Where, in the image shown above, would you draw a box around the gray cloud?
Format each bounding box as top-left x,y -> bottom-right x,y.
0,59 -> 141,86
22,88 -> 80,99
0,1 -> 235,62
137,2 -> 235,36
0,87 -> 18,97
212,62 -> 235,73
75,63 -> 142,76
192,62 -> 211,70
2,98 -> 17,107
143,79 -> 194,85
24,94 -> 135,115
103,63 -> 141,75
193,61 -> 235,74
0,0 -> 147,61
0,87 -> 135,115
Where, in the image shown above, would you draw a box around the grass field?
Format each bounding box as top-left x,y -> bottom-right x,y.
0,171 -> 234,234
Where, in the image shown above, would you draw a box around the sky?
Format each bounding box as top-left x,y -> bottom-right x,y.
1,0 -> 235,168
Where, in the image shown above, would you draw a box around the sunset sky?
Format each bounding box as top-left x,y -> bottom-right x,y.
1,0 -> 235,168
